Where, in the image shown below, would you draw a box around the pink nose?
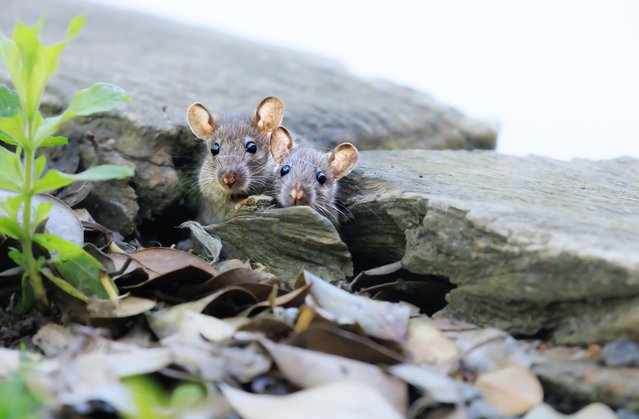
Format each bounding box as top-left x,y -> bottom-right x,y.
223,175 -> 236,187
290,188 -> 304,204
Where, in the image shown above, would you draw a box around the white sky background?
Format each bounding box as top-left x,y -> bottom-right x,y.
94,0 -> 639,161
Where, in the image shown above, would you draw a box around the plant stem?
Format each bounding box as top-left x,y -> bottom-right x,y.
21,133 -> 47,309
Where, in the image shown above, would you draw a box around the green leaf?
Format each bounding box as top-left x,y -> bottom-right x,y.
0,85 -> 20,117
34,155 -> 46,179
1,16 -> 85,130
33,201 -> 52,227
34,164 -> 133,193
0,195 -> 24,219
0,113 -> 27,147
34,233 -> 108,298
66,82 -> 130,116
64,16 -> 85,42
41,268 -> 89,303
0,147 -> 23,191
34,83 -> 129,145
39,136 -> 67,147
0,217 -> 24,240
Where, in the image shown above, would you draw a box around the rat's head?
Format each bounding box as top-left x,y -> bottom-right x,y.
187,97 -> 288,197
271,139 -> 359,222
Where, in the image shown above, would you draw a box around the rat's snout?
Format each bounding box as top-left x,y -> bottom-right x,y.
222,175 -> 236,188
290,187 -> 304,204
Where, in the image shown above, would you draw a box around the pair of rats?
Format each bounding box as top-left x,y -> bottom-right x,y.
186,97 -> 359,225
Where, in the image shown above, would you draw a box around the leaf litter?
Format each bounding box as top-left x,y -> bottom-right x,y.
0,213 -> 624,418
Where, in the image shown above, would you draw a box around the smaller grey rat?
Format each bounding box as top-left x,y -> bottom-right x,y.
270,132 -> 359,223
187,97 -> 292,224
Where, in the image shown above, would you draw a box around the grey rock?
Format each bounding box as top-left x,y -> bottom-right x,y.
340,150 -> 639,343
83,181 -> 139,236
205,206 -> 352,286
602,340 -> 639,367
0,0 -> 496,231
533,358 -> 639,411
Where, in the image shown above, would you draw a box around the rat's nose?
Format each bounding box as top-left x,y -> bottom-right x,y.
290,188 -> 304,204
223,175 -> 236,187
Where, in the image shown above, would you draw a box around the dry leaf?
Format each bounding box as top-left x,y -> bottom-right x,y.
475,364 -> 543,416
150,309 -> 236,342
88,296 -> 156,318
288,323 -> 404,364
406,318 -> 458,364
263,340 -> 407,412
388,364 -> 463,404
303,271 -> 410,341
221,381 -> 404,419
32,323 -> 76,356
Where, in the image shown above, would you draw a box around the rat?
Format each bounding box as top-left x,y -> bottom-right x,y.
187,97 -> 293,224
270,133 -> 359,223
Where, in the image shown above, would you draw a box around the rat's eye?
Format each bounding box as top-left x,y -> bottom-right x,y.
211,143 -> 220,156
246,141 -> 257,154
316,171 -> 327,185
280,165 -> 290,176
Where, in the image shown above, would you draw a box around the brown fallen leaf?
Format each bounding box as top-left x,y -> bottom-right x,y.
475,364 -> 543,416
221,381 -> 404,419
263,340 -> 407,412
287,323 -> 404,365
302,271 -> 411,342
115,247 -> 218,288
87,295 -> 156,318
406,317 -> 458,365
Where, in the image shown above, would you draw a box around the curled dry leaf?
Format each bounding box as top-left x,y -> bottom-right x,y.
147,298 -> 236,341
303,271 -> 411,342
87,295 -> 156,318
388,364 -> 464,405
288,323 -> 404,365
115,247 -> 218,288
524,402 -> 617,419
162,335 -> 270,382
221,381 -> 404,419
475,364 -> 543,416
406,317 -> 458,365
263,340 -> 407,412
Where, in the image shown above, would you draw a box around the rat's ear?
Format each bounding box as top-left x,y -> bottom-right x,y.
187,103 -> 216,139
270,126 -> 293,163
329,142 -> 359,179
255,96 -> 284,132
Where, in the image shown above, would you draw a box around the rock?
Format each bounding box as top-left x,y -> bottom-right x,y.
83,181 -> 139,236
0,0 -> 496,233
601,340 -> 639,367
206,206 -> 353,286
533,358 -> 639,411
340,150 -> 639,344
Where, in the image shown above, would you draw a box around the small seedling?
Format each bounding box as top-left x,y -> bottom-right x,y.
0,16 -> 133,311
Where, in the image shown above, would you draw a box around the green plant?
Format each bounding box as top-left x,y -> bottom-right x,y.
0,16 -> 133,311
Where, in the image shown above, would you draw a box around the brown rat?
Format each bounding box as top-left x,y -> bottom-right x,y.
270,134 -> 359,223
187,97 -> 292,224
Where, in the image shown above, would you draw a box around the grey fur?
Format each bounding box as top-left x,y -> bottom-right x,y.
274,145 -> 341,223
198,112 -> 275,224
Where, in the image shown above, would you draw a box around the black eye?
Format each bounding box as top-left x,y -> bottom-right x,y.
316,171 -> 327,185
280,165 -> 290,176
211,143 -> 220,156
246,141 -> 257,154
